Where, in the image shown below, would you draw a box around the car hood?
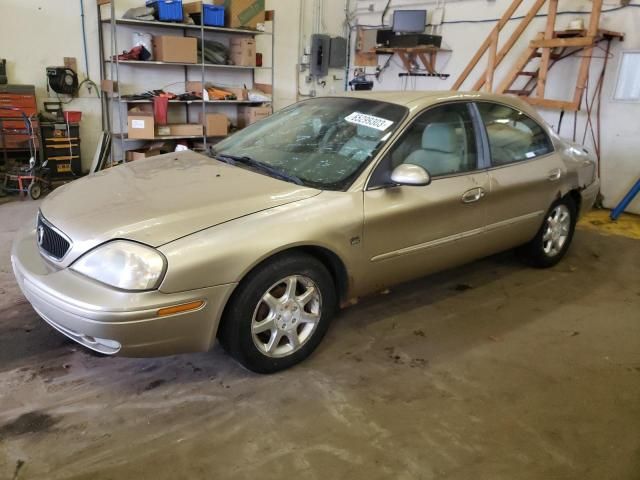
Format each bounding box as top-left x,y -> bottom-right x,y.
40,151 -> 321,256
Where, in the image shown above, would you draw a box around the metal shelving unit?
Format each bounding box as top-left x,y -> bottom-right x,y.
97,1 -> 275,165
105,59 -> 272,70
113,133 -> 227,141
120,99 -> 267,104
100,16 -> 273,35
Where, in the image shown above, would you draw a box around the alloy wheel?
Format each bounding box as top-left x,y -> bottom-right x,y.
542,204 -> 571,257
251,275 -> 322,358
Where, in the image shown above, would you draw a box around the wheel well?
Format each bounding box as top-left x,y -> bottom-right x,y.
228,246 -> 349,308
566,189 -> 582,213
216,246 -> 348,342
292,246 -> 349,302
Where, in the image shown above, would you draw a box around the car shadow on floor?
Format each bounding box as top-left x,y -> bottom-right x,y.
0,236 -> 603,392
315,242 -> 601,372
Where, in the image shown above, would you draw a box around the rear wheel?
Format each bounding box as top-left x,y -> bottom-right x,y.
218,253 -> 336,373
518,196 -> 577,268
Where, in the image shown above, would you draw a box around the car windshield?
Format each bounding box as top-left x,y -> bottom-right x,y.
212,97 -> 408,190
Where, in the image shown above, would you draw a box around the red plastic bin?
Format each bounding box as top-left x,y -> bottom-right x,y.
63,111 -> 82,123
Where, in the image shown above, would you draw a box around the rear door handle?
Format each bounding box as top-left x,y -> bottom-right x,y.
548,168 -> 562,181
461,187 -> 485,204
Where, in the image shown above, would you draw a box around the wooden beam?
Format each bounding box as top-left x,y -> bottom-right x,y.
429,51 -> 437,72
417,53 -> 435,74
573,0 -> 603,107
536,0 -> 558,97
530,36 -> 595,48
473,0 -> 547,91
524,97 -> 579,111
496,32 -> 543,94
597,28 -> 624,39
451,0 -> 524,89
486,29 -> 499,92
396,52 -> 414,72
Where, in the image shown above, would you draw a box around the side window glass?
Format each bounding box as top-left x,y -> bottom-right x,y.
476,102 -> 553,166
371,103 -> 478,186
398,103 -> 477,177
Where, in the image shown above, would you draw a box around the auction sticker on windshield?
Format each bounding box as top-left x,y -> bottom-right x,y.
345,112 -> 394,131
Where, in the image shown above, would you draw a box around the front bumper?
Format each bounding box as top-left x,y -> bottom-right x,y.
11,224 -> 236,357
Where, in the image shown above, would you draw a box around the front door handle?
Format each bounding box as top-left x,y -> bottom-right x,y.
547,168 -> 562,181
461,187 -> 485,204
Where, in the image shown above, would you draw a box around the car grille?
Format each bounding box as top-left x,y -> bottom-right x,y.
37,214 -> 71,260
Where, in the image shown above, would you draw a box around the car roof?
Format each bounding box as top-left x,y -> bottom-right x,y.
338,90 -> 534,115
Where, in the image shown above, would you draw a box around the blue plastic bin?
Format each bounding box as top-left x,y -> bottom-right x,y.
203,5 -> 225,26
146,0 -> 184,22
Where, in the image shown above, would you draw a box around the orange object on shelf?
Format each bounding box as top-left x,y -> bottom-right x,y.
63,111 -> 82,123
206,87 -> 237,100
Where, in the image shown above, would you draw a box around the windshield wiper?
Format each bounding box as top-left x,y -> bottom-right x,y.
214,154 -> 304,186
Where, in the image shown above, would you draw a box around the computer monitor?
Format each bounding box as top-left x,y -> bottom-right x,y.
392,10 -> 427,33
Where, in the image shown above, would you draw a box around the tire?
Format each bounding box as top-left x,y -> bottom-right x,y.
218,253 -> 337,373
28,182 -> 42,200
518,195 -> 577,268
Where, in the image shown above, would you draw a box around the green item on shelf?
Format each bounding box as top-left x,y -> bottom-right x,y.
197,39 -> 229,65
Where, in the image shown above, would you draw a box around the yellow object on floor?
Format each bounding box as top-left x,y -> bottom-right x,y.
578,209 -> 640,240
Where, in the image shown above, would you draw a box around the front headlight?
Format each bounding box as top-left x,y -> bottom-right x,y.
71,240 -> 166,291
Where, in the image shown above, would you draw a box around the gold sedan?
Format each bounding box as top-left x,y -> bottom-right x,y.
11,91 -> 599,372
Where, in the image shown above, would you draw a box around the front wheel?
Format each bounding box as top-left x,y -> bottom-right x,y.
218,253 -> 336,373
518,196 -> 577,268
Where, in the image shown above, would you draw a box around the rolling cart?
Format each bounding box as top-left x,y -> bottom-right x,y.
0,105 -> 46,199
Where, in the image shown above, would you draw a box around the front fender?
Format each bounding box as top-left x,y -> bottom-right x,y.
157,191 -> 364,294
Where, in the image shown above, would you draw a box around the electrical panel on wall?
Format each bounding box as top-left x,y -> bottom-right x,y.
329,37 -> 347,69
310,34 -> 331,77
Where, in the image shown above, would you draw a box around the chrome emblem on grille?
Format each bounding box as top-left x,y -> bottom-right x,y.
37,225 -> 45,246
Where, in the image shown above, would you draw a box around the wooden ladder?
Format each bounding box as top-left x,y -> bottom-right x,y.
452,0 -> 623,111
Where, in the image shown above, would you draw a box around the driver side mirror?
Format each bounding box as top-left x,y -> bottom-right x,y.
390,163 -> 431,187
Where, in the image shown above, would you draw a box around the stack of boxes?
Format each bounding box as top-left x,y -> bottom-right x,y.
125,0 -> 270,155
152,36 -> 198,63
229,37 -> 256,66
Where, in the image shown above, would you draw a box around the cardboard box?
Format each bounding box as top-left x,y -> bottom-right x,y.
126,148 -> 162,161
153,36 -> 198,64
200,113 -> 229,136
186,81 -> 204,94
214,0 -> 265,29
101,79 -> 118,94
168,123 -> 204,136
230,37 -> 256,66
182,1 -> 203,15
224,86 -> 248,100
127,111 -> 155,139
157,125 -> 171,136
238,106 -> 271,128
254,83 -> 272,94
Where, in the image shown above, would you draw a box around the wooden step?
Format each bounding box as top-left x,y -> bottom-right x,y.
532,52 -> 562,59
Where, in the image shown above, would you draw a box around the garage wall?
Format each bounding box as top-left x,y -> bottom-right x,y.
0,1 -> 104,172
342,0 -> 640,213
0,0 -> 638,213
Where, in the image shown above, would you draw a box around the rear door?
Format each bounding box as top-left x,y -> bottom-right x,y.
360,102 -> 491,294
474,101 -> 564,250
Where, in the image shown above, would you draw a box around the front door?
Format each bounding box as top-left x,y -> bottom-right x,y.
360,102 -> 491,294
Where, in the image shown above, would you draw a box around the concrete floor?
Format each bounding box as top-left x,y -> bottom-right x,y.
0,199 -> 638,480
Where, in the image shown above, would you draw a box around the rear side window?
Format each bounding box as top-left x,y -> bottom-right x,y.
476,102 -> 553,166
